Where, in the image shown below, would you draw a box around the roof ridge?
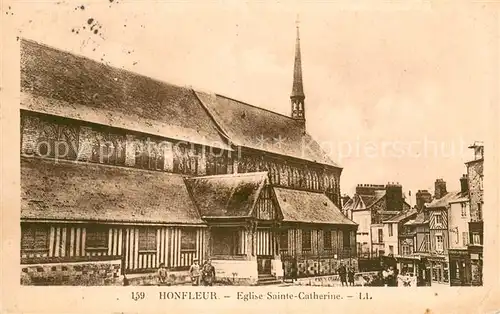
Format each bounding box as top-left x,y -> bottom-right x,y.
273,186 -> 325,195
188,171 -> 269,180
21,155 -> 190,177
215,93 -> 297,121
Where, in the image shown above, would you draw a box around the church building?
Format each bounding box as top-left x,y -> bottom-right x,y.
19,22 -> 357,285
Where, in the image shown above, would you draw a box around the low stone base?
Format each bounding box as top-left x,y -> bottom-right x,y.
21,259 -> 121,286
211,259 -> 258,286
125,271 -> 191,286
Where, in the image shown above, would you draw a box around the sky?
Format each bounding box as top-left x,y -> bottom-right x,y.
6,1 -> 496,205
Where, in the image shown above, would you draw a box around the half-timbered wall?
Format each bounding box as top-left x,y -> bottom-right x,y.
254,187 -> 277,220
256,229 -> 276,256
20,112 -> 231,177
123,227 -> 206,271
279,227 -> 355,258
235,152 -> 342,208
429,209 -> 448,230
21,223 -> 206,272
20,223 -> 122,260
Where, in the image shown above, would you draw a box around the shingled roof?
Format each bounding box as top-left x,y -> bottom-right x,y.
195,91 -> 340,168
273,187 -> 356,225
342,193 -> 385,211
425,191 -> 466,209
184,172 -> 268,218
21,157 -> 204,225
383,208 -> 418,223
20,39 -> 230,150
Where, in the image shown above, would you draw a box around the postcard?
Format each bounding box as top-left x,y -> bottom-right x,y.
1,1 -> 499,313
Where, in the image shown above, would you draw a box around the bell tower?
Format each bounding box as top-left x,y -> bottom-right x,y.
291,16 -> 305,121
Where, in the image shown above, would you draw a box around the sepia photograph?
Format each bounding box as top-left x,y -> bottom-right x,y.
1,2 -> 499,312
11,1 -> 491,289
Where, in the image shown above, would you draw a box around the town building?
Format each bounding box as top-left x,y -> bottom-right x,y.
465,142 -> 484,286
19,22 -> 357,286
382,208 -> 417,257
400,210 -> 431,286
342,183 -> 410,259
447,175 -> 471,286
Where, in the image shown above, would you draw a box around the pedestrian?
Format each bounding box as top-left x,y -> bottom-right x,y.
157,263 -> 168,285
348,267 -> 355,286
291,258 -> 298,282
201,259 -> 216,286
123,274 -> 130,286
338,263 -> 347,287
189,258 -> 201,286
382,267 -> 389,286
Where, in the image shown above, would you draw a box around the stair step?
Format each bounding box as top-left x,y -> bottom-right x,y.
257,274 -> 281,285
257,279 -> 282,286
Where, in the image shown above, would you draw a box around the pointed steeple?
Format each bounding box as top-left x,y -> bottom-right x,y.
291,15 -> 305,121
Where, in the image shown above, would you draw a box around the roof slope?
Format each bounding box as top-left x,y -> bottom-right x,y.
342,193 -> 386,211
21,157 -> 204,224
273,187 -> 356,225
20,39 -> 229,149
426,191 -> 466,209
383,208 -> 418,223
195,91 -> 340,168
185,172 -> 268,218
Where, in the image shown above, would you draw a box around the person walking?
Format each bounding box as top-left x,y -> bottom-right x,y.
201,259 -> 216,286
348,267 -> 355,286
291,258 -> 298,282
338,263 -> 347,287
189,259 -> 201,286
157,263 -> 168,285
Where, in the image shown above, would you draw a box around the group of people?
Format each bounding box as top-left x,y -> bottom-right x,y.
337,263 -> 356,286
381,266 -> 399,287
157,258 -> 216,286
188,259 -> 216,286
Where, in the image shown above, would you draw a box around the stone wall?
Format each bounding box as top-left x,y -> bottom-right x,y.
211,259 -> 258,285
21,259 -> 121,286
467,160 -> 484,221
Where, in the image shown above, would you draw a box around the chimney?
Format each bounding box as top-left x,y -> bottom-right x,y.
434,179 -> 447,199
355,184 -> 385,196
416,190 -> 432,211
460,174 -> 468,194
385,182 -> 403,212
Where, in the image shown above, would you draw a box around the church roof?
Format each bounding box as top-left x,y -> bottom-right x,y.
273,187 -> 356,225
195,91 -> 340,167
21,38 -> 339,168
184,172 -> 268,218
21,157 -> 204,225
20,39 -> 230,150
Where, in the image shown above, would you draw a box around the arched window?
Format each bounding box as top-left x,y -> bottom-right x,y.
306,171 -> 312,189
286,165 -> 292,186
299,169 -> 305,188
270,164 -> 279,185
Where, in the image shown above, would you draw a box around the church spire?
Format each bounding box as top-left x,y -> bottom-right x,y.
291,15 -> 305,121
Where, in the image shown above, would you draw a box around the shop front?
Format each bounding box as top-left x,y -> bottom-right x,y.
448,248 -> 471,286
